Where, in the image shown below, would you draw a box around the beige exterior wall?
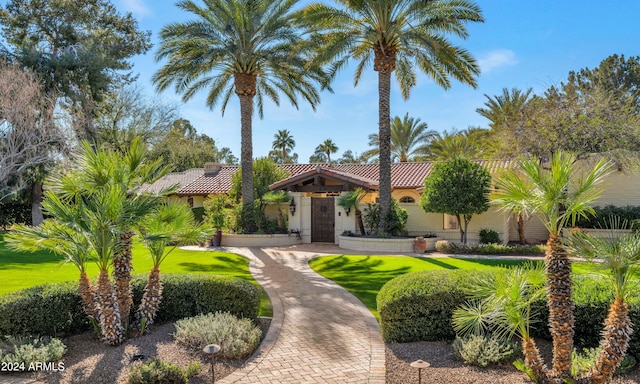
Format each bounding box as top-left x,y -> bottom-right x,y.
596,170 -> 640,207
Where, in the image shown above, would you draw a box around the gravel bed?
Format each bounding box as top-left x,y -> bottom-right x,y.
9,318 -> 270,384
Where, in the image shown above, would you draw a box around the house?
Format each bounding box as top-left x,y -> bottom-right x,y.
144,161 -> 640,245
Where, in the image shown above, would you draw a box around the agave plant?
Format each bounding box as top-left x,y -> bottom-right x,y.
453,264 -> 548,382
567,220 -> 640,384
136,202 -> 210,332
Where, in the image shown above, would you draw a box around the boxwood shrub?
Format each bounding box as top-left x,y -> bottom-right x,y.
0,274 -> 260,338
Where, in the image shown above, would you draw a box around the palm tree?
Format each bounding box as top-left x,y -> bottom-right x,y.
425,130 -> 482,160
336,188 -> 367,235
302,0 -> 483,234
492,151 -> 610,381
362,113 -> 437,162
261,190 -> 290,232
453,264 -> 549,382
272,129 -> 296,163
153,0 -> 327,232
316,139 -> 338,163
567,222 -> 640,384
136,201 -> 210,332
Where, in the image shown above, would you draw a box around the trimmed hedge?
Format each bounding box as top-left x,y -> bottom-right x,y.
0,274 -> 260,337
435,241 -> 546,255
378,269 -> 640,359
573,205 -> 640,229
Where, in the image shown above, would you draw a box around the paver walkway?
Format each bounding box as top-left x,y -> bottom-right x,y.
220,244 -> 386,384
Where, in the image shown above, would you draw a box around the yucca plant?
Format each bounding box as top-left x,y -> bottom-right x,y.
567,220 -> 640,384
136,202 -> 210,332
453,264 -> 548,382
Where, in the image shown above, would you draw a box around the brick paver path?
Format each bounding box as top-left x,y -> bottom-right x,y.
220,245 -> 386,384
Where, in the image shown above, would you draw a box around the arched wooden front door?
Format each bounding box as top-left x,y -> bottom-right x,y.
311,197 -> 335,242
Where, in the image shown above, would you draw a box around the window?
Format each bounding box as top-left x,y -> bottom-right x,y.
187,197 -> 194,208
444,214 -> 458,230
399,196 -> 415,203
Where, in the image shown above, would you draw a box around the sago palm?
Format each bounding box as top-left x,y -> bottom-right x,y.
567,222 -> 640,384
492,151 -> 610,380
302,0 -> 483,233
362,113 -> 436,163
136,201 -> 210,332
153,0 -> 327,231
453,264 -> 548,382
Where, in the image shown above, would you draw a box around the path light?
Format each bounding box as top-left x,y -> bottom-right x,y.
289,198 -> 296,216
410,359 -> 430,384
203,344 -> 221,384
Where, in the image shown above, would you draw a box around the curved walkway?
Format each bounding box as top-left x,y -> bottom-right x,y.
219,244 -> 386,384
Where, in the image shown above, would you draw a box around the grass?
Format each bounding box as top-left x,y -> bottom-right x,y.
0,235 -> 272,316
309,255 -> 534,318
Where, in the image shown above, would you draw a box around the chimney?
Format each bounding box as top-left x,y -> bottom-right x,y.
204,162 -> 223,176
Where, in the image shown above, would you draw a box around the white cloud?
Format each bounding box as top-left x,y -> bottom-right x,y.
117,0 -> 151,17
477,49 -> 517,74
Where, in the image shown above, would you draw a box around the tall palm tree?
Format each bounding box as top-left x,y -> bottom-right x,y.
272,129 -> 296,163
153,0 -> 327,232
136,201 -> 210,332
567,223 -> 640,384
302,0 -> 483,233
492,151 -> 610,381
316,139 -> 339,163
362,113 -> 437,162
425,129 -> 482,160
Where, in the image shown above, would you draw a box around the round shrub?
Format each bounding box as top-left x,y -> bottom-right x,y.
377,269 -> 495,342
174,311 -> 261,359
0,336 -> 66,365
479,228 -> 500,244
0,274 -> 260,337
452,335 -> 519,367
128,359 -> 199,384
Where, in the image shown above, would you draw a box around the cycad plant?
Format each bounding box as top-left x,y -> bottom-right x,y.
492,151 -> 610,381
136,202 -> 210,333
567,221 -> 640,384
453,264 -> 548,382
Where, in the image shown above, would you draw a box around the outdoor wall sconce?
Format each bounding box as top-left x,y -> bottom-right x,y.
345,206 -> 351,216
289,198 -> 296,216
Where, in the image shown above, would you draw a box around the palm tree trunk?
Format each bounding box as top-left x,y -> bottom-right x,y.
518,213 -> 527,245
96,269 -> 124,345
137,266 -> 163,332
376,67 -> 392,235
356,209 -> 366,236
546,233 -> 574,379
113,231 -> 134,327
579,298 -> 632,384
522,337 -> 550,383
235,73 -> 256,233
78,271 -> 97,320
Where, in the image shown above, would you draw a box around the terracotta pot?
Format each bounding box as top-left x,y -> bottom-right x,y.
413,237 -> 427,253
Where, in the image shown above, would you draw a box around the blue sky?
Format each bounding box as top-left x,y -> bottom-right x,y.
112,1 -> 640,162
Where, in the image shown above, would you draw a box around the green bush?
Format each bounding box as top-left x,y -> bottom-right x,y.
573,205 -> 640,230
363,199 -> 408,236
572,347 -> 636,377
479,229 -> 501,244
0,336 -> 66,365
452,335 -> 519,367
435,240 -> 545,256
0,201 -> 31,229
0,274 -> 260,337
128,359 -> 199,384
377,270 -> 495,342
191,207 -> 205,224
174,312 -> 261,359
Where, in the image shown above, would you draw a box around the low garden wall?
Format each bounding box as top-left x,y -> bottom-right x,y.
220,233 -> 303,247
338,235 -> 439,253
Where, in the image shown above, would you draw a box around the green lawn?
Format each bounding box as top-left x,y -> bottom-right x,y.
0,236 -> 272,316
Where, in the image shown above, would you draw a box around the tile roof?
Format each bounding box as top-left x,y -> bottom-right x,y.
158,160 -> 517,196
140,168 -> 204,194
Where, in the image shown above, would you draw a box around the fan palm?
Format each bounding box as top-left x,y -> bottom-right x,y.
567,222 -> 640,384
153,0 -> 327,232
362,113 -> 436,163
262,190 -> 290,232
453,264 -> 548,382
272,129 -> 296,163
136,201 -> 210,332
316,139 -> 338,163
492,151 -> 610,380
336,188 -> 367,235
302,0 -> 483,233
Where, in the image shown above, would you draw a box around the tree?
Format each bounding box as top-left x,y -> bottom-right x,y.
0,64 -> 63,202
153,0 -> 327,232
229,158 -> 290,203
302,0 -> 483,234
362,113 -> 436,163
337,188 -> 367,235
262,190 -> 290,232
420,157 -> 491,244
95,84 -> 178,154
492,151 -> 610,381
315,139 -> 338,163
425,129 -> 488,161
271,129 -> 297,164
336,150 -> 365,164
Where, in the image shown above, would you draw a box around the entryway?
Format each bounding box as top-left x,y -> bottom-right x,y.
311,197 -> 335,242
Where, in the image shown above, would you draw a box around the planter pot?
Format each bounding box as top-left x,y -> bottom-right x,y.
212,230 -> 222,247
413,237 -> 427,253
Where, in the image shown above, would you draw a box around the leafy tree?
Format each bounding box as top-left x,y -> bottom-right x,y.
229,157 -> 290,204
153,0 -> 327,232
148,119 -> 237,171
362,113 -> 436,163
302,0 -> 483,234
315,139 -> 338,163
420,157 -> 491,244
271,129 -> 297,164
336,150 -> 366,164
492,151 -> 610,381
